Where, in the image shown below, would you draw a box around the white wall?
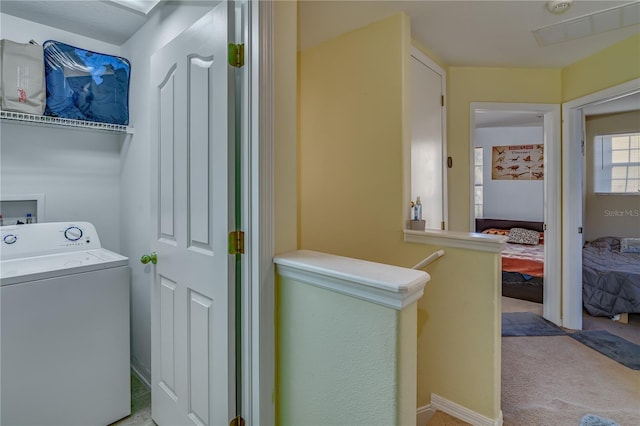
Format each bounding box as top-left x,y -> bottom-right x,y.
0,14 -> 124,251
1,4 -> 213,384
119,2 -> 215,383
475,126 -> 544,222
0,123 -> 123,250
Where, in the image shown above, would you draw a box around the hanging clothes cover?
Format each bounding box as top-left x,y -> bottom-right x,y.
43,40 -> 130,125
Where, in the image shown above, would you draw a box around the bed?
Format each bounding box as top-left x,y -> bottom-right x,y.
582,236 -> 640,318
476,218 -> 545,303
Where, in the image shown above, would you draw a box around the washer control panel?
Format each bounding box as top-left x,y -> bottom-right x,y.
0,222 -> 102,261
64,226 -> 83,242
3,234 -> 18,245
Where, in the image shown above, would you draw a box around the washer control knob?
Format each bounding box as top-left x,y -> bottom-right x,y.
64,226 -> 83,241
3,234 -> 17,244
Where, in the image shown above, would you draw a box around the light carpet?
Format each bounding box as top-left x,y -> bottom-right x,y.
501,335 -> 640,425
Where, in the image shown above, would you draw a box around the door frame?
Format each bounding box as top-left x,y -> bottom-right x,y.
243,1 -> 275,424
408,46 -> 448,229
469,102 -> 562,325
561,78 -> 640,330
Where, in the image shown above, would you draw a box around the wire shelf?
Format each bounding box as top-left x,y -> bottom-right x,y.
0,110 -> 134,134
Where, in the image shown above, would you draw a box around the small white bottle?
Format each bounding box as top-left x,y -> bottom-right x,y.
414,197 -> 422,221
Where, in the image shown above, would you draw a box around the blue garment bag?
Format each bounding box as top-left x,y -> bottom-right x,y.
43,40 -> 130,125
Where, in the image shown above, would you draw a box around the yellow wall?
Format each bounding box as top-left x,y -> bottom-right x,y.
292,7 -> 640,424
299,13 -> 411,263
417,246 -> 502,416
562,33 -> 640,102
275,0 -> 298,255
446,34 -> 639,231
298,13 -> 502,420
447,67 -> 562,231
274,2 -> 298,424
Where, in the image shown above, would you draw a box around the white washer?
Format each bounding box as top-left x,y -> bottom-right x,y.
1,222 -> 130,426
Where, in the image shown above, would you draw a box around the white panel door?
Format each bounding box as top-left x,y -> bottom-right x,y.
150,3 -> 234,425
411,54 -> 446,230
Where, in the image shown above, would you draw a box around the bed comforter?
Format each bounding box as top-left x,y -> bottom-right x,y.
502,242 -> 544,277
582,237 -> 640,317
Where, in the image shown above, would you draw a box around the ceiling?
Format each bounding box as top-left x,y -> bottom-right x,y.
0,1 -> 638,68
299,0 -> 640,68
0,0 -> 155,46
306,0 -> 638,123
1,0 -> 638,122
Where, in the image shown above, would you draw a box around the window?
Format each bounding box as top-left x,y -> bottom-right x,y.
474,147 -> 484,217
594,133 -> 640,194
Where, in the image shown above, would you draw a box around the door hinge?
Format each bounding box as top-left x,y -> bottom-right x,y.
229,416 -> 245,426
229,43 -> 245,68
441,95 -> 444,107
578,227 -> 583,234
543,223 -> 547,231
229,231 -> 245,254
441,221 -> 446,230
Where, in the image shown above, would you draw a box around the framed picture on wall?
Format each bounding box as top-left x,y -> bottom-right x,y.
491,144 -> 544,180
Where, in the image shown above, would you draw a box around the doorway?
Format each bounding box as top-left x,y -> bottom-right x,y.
562,78 -> 640,330
470,103 -> 561,325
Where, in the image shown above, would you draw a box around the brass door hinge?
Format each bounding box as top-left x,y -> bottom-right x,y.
229,231 -> 245,254
229,416 -> 245,426
229,43 -> 245,68
441,95 -> 444,107
441,221 -> 446,230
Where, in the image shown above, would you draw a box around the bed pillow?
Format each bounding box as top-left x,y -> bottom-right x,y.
507,227 -> 540,245
620,237 -> 640,253
481,228 -> 510,237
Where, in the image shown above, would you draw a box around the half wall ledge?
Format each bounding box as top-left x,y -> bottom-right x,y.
404,229 -> 507,253
273,250 -> 430,310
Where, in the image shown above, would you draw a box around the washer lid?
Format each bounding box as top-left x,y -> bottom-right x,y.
0,248 -> 128,286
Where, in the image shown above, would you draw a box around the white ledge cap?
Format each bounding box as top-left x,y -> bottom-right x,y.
274,250 -> 430,310
404,229 -> 507,253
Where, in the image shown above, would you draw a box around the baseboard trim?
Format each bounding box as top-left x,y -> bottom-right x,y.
424,393 -> 503,426
417,404 -> 436,425
130,362 -> 151,390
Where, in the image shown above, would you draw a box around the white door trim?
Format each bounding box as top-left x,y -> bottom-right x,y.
561,78 -> 640,330
469,102 -> 562,325
243,0 -> 275,424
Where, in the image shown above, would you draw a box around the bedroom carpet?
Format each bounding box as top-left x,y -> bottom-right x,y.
502,312 -> 566,336
569,329 -> 640,370
501,298 -> 640,426
501,335 -> 640,426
